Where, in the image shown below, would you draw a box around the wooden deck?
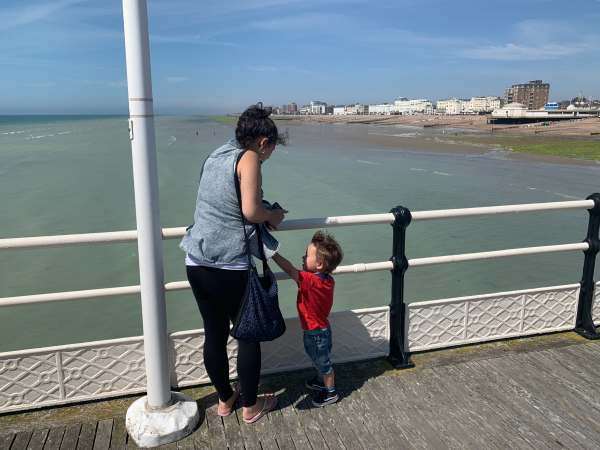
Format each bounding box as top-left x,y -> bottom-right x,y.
1,334 -> 600,449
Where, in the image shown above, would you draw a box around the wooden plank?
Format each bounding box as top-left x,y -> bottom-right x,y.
491,354 -> 600,446
246,401 -> 278,450
204,402 -> 228,450
220,411 -> 245,450
526,350 -> 600,410
233,410 -> 260,450
59,425 -> 81,450
190,405 -> 210,450
76,423 -> 96,450
174,432 -> 195,450
26,429 -> 49,450
273,381 -> 313,450
412,368 -> 502,450
10,432 -> 32,450
472,358 -> 592,449
427,367 -> 534,450
328,382 -> 377,450
92,420 -> 112,450
283,379 -> 328,450
343,378 -> 405,450
0,434 -> 15,450
448,361 -> 579,449
43,429 -> 65,450
109,418 -> 126,450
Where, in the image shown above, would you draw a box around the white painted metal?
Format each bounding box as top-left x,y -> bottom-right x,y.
407,284 -> 580,352
408,242 -> 588,267
0,230 -> 138,250
122,0 -> 170,410
1,199 -> 594,250
0,262 -> 395,306
410,199 -> 594,221
0,285 -> 141,307
0,306 -> 389,413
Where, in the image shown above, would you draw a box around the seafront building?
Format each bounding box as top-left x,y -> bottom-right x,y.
436,96 -> 501,115
505,80 -> 550,110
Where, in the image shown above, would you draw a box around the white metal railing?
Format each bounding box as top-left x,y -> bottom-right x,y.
1,199 -> 593,250
0,199 -> 593,307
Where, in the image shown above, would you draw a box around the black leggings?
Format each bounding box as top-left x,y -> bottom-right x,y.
186,265 -> 260,407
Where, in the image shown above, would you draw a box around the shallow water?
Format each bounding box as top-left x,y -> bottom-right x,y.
1,115 -> 598,351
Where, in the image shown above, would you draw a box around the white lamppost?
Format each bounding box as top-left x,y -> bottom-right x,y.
121,0 -> 198,446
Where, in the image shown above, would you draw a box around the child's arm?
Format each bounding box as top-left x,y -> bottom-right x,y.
272,253 -> 300,285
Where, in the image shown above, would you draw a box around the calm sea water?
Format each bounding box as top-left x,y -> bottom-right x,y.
1,115 -> 599,352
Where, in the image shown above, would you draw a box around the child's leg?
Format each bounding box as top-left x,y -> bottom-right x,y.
323,370 -> 335,389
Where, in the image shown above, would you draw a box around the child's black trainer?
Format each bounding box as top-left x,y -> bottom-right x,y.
305,377 -> 325,391
312,388 -> 339,407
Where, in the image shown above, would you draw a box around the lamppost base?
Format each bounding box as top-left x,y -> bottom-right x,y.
126,391 -> 199,448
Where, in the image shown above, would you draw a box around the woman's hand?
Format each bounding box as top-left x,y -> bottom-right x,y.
266,208 -> 287,230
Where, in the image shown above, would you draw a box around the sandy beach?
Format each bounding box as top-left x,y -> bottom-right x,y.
273,113 -> 600,137
269,114 -> 600,164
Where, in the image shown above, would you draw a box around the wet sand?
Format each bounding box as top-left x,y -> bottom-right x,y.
274,115 -> 600,166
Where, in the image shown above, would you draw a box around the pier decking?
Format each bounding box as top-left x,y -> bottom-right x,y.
1,332 -> 599,449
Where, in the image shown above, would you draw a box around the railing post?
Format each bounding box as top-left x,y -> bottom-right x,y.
574,193 -> 600,339
122,0 -> 198,447
388,206 -> 415,368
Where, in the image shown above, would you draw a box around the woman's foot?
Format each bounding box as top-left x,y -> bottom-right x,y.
217,388 -> 239,417
242,394 -> 278,424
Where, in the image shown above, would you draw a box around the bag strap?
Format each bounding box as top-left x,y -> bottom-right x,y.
234,151 -> 270,274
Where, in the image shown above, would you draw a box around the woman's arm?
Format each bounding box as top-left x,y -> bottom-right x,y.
272,253 -> 300,284
237,151 -> 285,226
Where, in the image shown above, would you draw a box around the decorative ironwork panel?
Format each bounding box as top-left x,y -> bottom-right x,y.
521,287 -> 578,331
61,341 -> 146,399
0,353 -> 59,410
407,301 -> 465,349
408,284 -> 579,352
593,282 -> 600,326
466,295 -> 523,338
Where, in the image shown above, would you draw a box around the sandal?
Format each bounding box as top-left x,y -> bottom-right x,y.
217,388 -> 240,417
243,394 -> 278,424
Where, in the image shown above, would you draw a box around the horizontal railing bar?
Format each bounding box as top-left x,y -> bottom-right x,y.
0,241 -> 588,306
411,200 -> 594,221
0,230 -> 139,250
1,200 -> 593,251
0,261 -> 394,307
408,242 -> 589,267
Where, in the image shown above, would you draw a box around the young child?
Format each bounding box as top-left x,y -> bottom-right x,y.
272,230 -> 343,407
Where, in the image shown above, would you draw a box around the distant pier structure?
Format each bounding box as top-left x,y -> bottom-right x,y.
490,102 -> 600,124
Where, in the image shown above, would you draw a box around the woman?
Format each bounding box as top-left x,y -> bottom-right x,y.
180,106 -> 286,424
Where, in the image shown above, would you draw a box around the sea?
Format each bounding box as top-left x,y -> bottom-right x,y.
1,115 -> 599,352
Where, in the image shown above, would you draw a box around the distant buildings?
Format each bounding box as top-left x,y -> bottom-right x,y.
436,97 -> 501,115
505,80 -> 550,110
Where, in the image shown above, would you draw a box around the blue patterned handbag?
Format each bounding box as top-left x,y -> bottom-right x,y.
230,153 -> 286,342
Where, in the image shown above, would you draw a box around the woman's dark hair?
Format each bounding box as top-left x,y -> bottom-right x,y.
235,105 -> 287,150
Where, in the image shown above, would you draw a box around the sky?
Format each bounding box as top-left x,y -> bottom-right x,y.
1,0 -> 599,114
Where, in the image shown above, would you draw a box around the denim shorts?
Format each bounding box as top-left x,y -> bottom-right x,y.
303,326 -> 333,375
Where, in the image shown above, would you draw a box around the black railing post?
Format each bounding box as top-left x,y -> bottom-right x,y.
574,193 -> 600,339
388,206 -> 415,369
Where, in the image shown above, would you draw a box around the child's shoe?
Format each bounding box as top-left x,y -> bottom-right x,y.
311,388 -> 339,407
305,377 -> 325,391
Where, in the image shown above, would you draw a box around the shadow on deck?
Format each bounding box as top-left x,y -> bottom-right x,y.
2,331 -> 600,449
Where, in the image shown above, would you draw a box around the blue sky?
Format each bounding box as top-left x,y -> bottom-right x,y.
1,0 -> 599,114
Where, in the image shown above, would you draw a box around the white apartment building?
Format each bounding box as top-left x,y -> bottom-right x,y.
436,98 -> 466,115
309,100 -> 327,115
394,98 -> 434,114
333,104 -> 368,115
466,96 -> 501,113
368,103 -> 395,115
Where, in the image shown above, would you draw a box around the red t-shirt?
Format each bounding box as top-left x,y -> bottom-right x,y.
296,271 -> 335,331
